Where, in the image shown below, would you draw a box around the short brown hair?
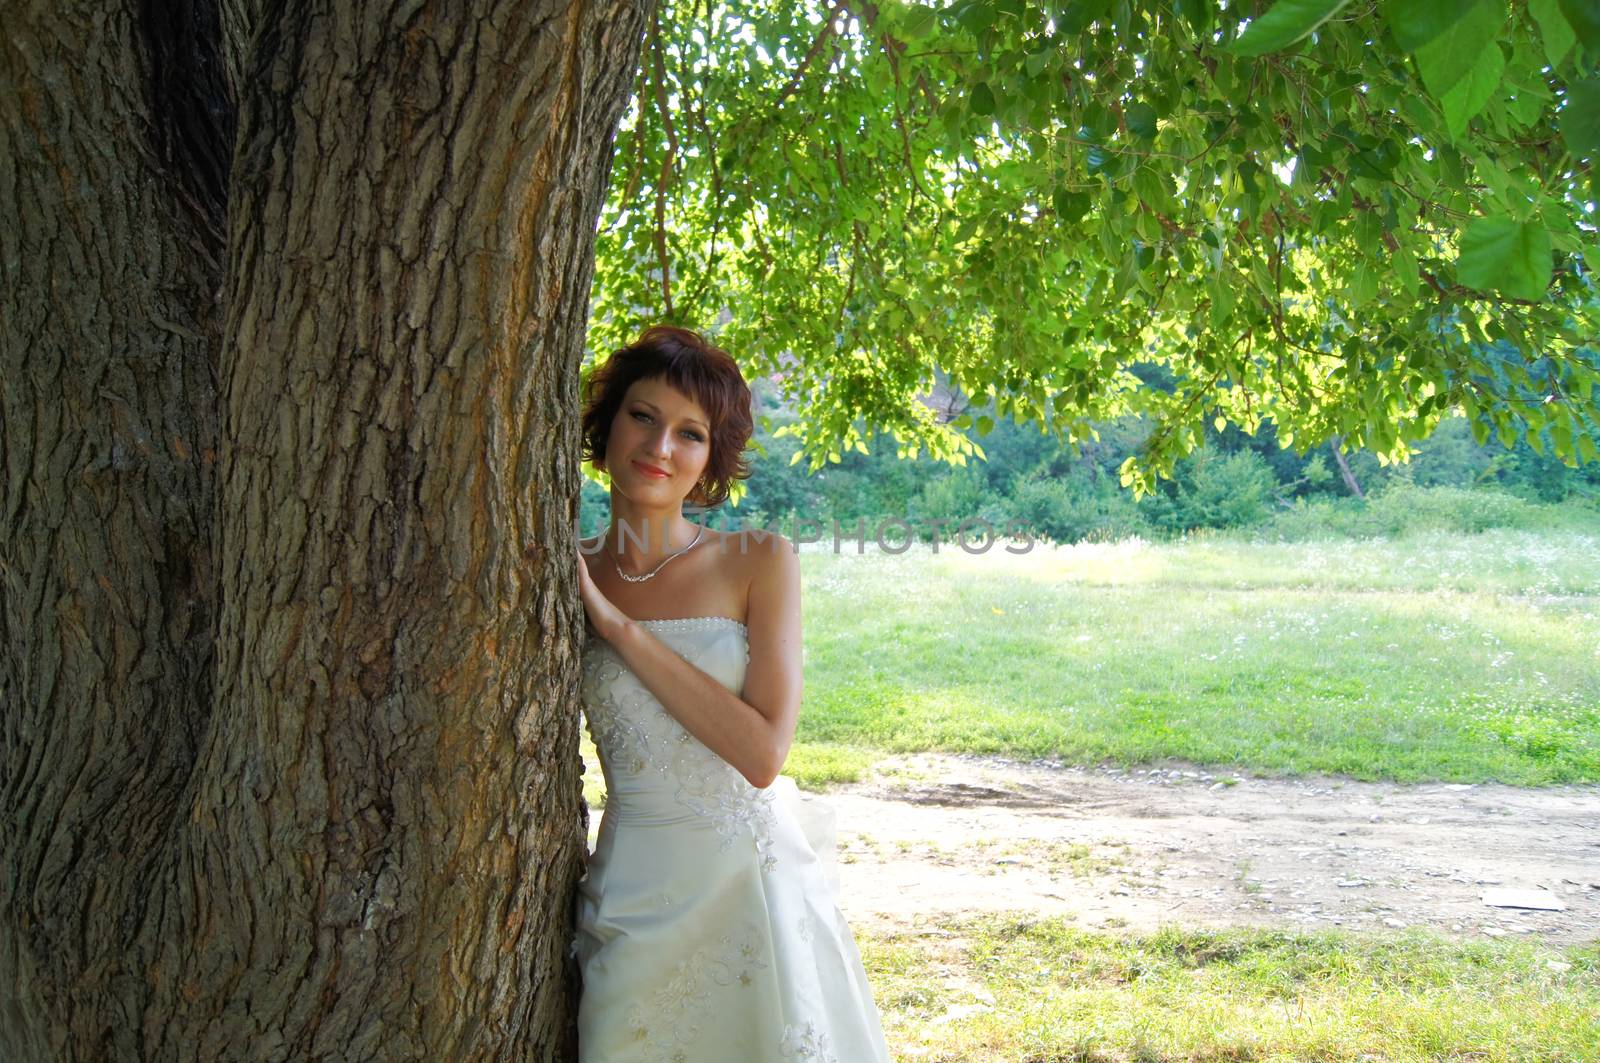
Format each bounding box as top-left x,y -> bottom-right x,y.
580,325 -> 753,508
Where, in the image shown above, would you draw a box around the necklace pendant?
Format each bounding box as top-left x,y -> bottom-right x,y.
607,524 -> 705,584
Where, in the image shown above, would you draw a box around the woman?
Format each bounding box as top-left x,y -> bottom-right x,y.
571,325 -> 891,1062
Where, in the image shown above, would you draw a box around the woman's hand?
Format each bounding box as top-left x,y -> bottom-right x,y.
576,539 -> 629,642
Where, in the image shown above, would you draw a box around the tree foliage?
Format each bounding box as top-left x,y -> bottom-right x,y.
588,0 -> 1600,499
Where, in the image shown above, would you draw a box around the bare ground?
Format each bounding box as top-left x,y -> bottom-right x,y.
808,752 -> 1600,948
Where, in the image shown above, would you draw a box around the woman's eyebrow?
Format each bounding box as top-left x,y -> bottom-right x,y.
633,399 -> 707,430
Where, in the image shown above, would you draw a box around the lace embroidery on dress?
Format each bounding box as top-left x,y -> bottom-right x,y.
624,919 -> 768,1062
779,1019 -> 841,1062
582,620 -> 781,872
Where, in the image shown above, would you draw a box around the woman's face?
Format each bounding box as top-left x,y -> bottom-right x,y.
605,376 -> 712,505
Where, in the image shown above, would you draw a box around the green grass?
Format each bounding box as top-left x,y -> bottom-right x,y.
779,740 -> 879,789
858,914 -> 1600,1061
786,526 -> 1600,787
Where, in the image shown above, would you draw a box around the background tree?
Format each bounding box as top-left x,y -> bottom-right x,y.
2,1 -> 649,1057
588,0 -> 1600,499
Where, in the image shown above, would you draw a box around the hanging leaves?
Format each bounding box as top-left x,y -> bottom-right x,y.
588,0 -> 1600,500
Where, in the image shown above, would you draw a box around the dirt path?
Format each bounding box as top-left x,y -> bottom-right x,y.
805,752 -> 1600,948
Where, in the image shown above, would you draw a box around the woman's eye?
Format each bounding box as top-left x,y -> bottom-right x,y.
635,411 -> 701,441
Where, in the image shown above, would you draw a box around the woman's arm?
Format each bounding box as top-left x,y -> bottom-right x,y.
600,534 -> 803,789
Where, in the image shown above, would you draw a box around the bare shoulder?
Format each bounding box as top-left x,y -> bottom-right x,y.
711,526 -> 797,571
736,529 -> 800,613
703,527 -> 797,648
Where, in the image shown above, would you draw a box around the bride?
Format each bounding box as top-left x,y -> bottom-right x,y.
571,325 -> 892,1062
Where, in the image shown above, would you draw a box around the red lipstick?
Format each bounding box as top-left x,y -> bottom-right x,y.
633,460 -> 669,479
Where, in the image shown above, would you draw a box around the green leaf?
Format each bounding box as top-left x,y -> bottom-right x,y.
1354,211 -> 1383,257
1228,0 -> 1353,56
970,81 -> 996,116
1530,0 -> 1577,66
1551,418 -> 1574,456
1349,138 -> 1401,180
1496,418 -> 1517,450
1457,217 -> 1553,301
901,4 -> 939,41
1125,102 -> 1159,140
1210,277 -> 1236,327
1131,165 -> 1168,208
955,2 -> 997,34
1392,244 -> 1421,295
1134,208 -> 1161,243
1438,41 -> 1505,139
1237,158 -> 1261,195
1052,187 -> 1091,222
1057,0 -> 1113,34
1349,261 -> 1379,306
1557,0 -> 1600,54
1561,77 -> 1600,158
1412,1 -> 1504,100
1384,0 -> 1490,52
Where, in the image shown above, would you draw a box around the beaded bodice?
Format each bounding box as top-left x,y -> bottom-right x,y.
580,616 -> 781,870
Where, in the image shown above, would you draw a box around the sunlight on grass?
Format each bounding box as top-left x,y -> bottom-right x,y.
932,526 -> 1600,595
932,533 -> 1171,587
799,528 -> 1600,785
858,914 -> 1600,1061
782,741 -> 878,790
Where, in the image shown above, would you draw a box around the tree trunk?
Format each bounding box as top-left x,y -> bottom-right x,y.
1,4 -> 229,1057
1330,435 -> 1365,499
1,2 -> 651,1058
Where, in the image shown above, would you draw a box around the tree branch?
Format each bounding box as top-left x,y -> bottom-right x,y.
650,7 -> 678,317
774,0 -> 851,110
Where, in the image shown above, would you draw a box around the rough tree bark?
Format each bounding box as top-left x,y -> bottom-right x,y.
1,2 -> 652,1058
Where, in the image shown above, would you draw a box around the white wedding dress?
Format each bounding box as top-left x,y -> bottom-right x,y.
572,616 -> 892,1063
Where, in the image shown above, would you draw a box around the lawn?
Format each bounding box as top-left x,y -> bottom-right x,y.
857,914 -> 1600,1062
782,525 -> 1600,790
